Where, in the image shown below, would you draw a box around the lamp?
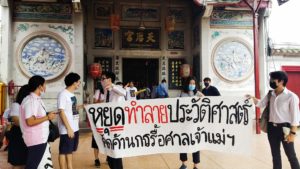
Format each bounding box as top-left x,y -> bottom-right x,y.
138,0 -> 146,30
89,63 -> 102,79
165,0 -> 176,32
110,14 -> 120,32
110,0 -> 120,32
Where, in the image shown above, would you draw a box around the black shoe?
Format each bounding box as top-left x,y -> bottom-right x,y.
95,159 -> 100,168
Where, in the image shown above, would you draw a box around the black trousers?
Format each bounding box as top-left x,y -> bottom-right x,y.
107,156 -> 123,169
267,123 -> 300,169
180,151 -> 200,164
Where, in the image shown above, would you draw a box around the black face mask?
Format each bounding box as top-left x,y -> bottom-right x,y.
269,81 -> 277,89
204,82 -> 209,87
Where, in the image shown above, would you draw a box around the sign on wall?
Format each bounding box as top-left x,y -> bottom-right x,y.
167,31 -> 184,50
121,28 -> 160,49
94,28 -> 113,48
85,96 -> 254,158
94,3 -> 112,20
168,58 -> 184,89
13,3 -> 72,22
210,10 -> 253,28
167,8 -> 185,23
121,5 -> 160,21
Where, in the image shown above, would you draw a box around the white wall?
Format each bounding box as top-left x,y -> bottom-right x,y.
0,5 -> 11,83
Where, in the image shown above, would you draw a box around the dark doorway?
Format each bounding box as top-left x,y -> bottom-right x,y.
123,58 -> 159,89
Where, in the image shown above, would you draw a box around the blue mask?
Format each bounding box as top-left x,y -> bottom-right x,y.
188,85 -> 195,91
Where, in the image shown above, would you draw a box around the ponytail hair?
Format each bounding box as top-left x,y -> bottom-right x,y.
28,75 -> 45,92
16,84 -> 30,104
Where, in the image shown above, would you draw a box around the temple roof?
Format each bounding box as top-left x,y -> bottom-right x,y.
271,43 -> 300,56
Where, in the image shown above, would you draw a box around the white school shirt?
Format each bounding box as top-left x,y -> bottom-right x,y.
20,93 -> 49,146
125,87 -> 137,100
104,84 -> 126,103
10,102 -> 20,117
93,89 -> 105,102
57,89 -> 79,134
256,88 -> 300,126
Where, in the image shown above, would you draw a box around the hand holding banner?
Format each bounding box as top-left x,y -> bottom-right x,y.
85,96 -> 254,158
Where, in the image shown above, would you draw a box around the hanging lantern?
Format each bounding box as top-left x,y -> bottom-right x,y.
180,64 -> 192,78
110,14 -> 120,32
89,63 -> 102,79
165,15 -> 176,32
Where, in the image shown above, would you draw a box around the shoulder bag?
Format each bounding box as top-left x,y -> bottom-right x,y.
260,90 -> 272,133
48,120 -> 59,142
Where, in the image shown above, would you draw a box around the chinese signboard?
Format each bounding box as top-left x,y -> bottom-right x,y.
168,58 -> 184,89
121,28 -> 160,49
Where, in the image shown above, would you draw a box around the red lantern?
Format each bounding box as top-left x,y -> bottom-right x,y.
110,14 -> 120,32
89,63 -> 102,79
193,0 -> 204,6
180,64 -> 192,78
165,16 -> 176,32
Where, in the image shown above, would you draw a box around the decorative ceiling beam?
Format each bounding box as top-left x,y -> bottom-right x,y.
202,4 -> 213,18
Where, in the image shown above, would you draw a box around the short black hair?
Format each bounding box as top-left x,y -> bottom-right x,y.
65,72 -> 80,87
16,84 -> 30,104
269,71 -> 288,86
102,71 -> 116,83
116,82 -> 123,86
203,77 -> 211,82
28,75 -> 45,92
161,79 -> 166,83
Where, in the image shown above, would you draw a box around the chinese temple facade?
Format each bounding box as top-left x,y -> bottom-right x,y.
0,0 -> 272,126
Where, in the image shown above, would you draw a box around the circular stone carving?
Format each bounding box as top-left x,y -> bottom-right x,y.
212,38 -> 253,82
17,32 -> 71,81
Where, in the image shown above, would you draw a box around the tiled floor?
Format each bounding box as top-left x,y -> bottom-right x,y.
1,130 -> 300,169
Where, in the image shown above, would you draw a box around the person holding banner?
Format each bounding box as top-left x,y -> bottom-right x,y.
19,75 -> 57,169
101,71 -> 126,169
201,77 -> 221,96
57,73 -> 83,169
178,76 -> 204,169
92,86 -> 105,168
247,71 -> 300,169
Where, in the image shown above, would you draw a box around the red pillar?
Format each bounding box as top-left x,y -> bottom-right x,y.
243,0 -> 262,134
253,12 -> 261,134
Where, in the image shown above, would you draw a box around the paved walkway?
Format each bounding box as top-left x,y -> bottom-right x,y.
1,130 -> 300,169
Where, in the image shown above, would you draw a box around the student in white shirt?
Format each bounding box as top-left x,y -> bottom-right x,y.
247,71 -> 300,169
20,75 -> 56,169
7,84 -> 30,168
125,81 -> 138,100
57,72 -> 83,169
101,71 -> 126,169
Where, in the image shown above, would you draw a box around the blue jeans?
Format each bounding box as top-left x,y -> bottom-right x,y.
267,123 -> 300,169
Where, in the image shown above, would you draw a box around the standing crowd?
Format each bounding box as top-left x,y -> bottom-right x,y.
1,70 -> 299,169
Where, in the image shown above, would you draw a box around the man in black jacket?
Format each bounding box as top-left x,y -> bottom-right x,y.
201,77 -> 220,96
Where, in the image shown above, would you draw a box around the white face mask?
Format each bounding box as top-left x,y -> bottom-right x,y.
40,86 -> 45,97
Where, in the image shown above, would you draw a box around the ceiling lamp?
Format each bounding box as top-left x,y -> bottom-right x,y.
138,0 -> 146,30
165,0 -> 176,32
110,14 -> 120,32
